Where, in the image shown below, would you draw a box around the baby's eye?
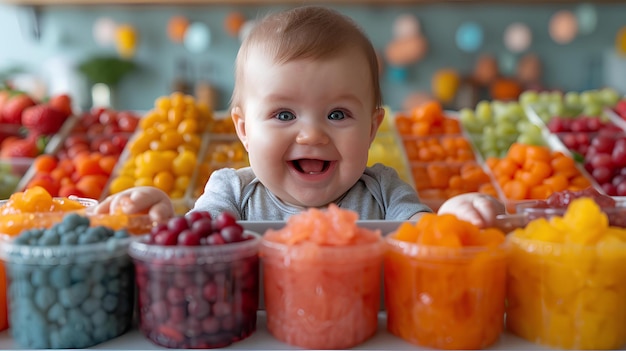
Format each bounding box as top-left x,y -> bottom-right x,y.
276,111 -> 296,121
328,110 -> 345,120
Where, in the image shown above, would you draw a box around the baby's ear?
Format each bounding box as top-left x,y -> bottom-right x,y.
369,108 -> 385,142
231,106 -> 248,150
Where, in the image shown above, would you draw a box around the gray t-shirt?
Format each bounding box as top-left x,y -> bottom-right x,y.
192,163 -> 432,221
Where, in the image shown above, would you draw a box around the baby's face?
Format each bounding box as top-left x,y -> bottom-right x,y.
232,47 -> 383,208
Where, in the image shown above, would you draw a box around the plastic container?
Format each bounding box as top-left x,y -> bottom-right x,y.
0,235 -> 135,348
384,235 -> 508,350
260,237 -> 384,349
506,235 -> 626,349
0,196 -> 98,334
129,231 -> 261,349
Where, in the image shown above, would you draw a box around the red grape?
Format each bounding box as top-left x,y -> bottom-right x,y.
177,230 -> 202,246
612,139 -> 626,168
590,153 -> 614,169
592,167 -> 613,185
213,212 -> 237,231
167,217 -> 189,235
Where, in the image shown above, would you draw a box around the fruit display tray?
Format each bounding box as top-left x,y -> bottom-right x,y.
486,132 -> 602,214
98,127 -> 209,215
189,133 -> 249,201
524,104 -> 621,196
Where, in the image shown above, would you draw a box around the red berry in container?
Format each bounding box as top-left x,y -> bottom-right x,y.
129,211 -> 261,349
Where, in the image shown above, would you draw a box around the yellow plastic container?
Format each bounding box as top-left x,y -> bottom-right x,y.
507,235 -> 626,349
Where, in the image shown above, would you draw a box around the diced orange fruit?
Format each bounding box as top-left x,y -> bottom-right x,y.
385,214 -> 507,349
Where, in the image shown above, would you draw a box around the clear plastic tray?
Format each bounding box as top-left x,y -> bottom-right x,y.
484,140 -> 602,214
99,127 -> 207,216
189,133 -> 249,202
410,161 -> 498,212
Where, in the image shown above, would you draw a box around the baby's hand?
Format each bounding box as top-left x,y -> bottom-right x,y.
92,186 -> 175,222
437,192 -> 505,228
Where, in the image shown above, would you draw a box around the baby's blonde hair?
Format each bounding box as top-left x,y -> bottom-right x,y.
231,6 -> 382,111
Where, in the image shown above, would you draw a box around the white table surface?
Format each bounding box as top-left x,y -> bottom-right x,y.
0,311 -> 550,350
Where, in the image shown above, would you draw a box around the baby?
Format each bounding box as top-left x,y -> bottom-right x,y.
95,6 -> 504,228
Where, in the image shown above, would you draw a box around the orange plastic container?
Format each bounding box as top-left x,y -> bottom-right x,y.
260,238 -> 384,349
384,235 -> 508,350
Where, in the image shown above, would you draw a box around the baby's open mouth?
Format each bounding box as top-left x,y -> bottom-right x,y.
290,159 -> 330,174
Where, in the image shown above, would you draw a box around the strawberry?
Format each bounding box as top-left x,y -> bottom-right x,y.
49,93 -> 73,118
0,90 -> 11,120
0,137 -> 39,158
1,94 -> 36,124
21,104 -> 68,135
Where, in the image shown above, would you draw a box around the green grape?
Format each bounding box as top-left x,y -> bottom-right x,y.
507,103 -> 525,120
494,111 -> 515,124
525,124 -> 544,137
516,120 -> 530,134
491,101 -> 508,117
548,91 -> 563,103
548,102 -> 564,118
476,100 -> 492,124
495,121 -> 518,136
538,92 -> 552,103
483,125 -> 496,138
516,133 -> 543,146
583,104 -> 603,117
458,108 -> 479,131
496,139 -> 512,153
519,90 -> 539,106
481,137 -> 497,151
599,87 -> 620,107
580,90 -> 600,106
564,91 -> 581,107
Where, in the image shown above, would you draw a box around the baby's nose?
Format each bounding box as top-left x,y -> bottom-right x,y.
295,123 -> 330,145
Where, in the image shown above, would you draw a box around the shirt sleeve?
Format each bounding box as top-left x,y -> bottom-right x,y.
367,163 -> 433,220
191,168 -> 245,220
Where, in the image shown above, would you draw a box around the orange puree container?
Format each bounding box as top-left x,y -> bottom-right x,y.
384,235 -> 508,349
260,238 -> 384,349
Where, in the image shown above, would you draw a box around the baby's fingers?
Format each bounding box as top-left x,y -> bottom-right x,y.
90,196 -> 115,214
148,202 -> 176,223
439,200 -> 486,228
471,195 -> 506,228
